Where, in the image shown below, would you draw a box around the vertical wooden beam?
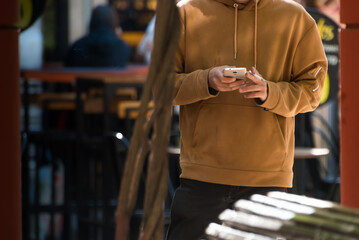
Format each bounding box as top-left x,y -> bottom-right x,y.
340,0 -> 359,208
0,1 -> 21,240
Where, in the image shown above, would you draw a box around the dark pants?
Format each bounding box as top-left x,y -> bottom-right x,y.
166,178 -> 286,240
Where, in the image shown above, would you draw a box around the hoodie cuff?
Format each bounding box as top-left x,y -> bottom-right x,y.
256,80 -> 280,110
196,68 -> 219,99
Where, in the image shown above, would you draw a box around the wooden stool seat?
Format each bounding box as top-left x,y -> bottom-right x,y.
36,92 -> 76,110
117,100 -> 154,119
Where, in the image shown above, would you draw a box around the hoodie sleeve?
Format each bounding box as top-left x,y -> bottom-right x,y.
172,6 -> 218,106
257,23 -> 328,118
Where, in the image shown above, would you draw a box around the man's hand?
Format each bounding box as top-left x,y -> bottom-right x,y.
238,67 -> 268,102
208,66 -> 242,92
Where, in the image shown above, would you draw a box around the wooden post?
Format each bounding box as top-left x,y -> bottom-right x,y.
340,0 -> 359,208
115,0 -> 180,239
0,0 -> 21,240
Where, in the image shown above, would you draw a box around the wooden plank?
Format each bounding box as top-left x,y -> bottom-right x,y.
21,65 -> 149,83
207,192 -> 359,240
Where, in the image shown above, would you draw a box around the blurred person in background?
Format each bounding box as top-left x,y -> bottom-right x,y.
303,0 -> 343,27
65,5 -> 131,68
136,0 -> 181,64
136,16 -> 156,64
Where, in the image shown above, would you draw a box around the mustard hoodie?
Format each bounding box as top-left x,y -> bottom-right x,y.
174,0 -> 327,187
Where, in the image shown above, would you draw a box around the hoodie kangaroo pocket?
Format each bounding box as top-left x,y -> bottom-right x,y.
192,103 -> 287,172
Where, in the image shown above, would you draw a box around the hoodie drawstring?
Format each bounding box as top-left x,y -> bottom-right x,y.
233,3 -> 238,60
254,0 -> 258,68
233,0 -> 259,68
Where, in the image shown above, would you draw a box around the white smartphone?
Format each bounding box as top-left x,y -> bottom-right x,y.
223,67 -> 247,79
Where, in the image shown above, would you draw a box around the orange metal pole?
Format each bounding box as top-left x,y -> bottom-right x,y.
340,0 -> 359,208
0,1 -> 22,240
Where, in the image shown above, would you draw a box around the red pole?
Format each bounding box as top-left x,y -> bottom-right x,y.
340,0 -> 359,208
0,1 -> 22,240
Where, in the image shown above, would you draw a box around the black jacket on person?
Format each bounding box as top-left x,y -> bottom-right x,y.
64,28 -> 131,68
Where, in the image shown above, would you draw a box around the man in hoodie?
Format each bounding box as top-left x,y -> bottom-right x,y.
167,0 -> 327,239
